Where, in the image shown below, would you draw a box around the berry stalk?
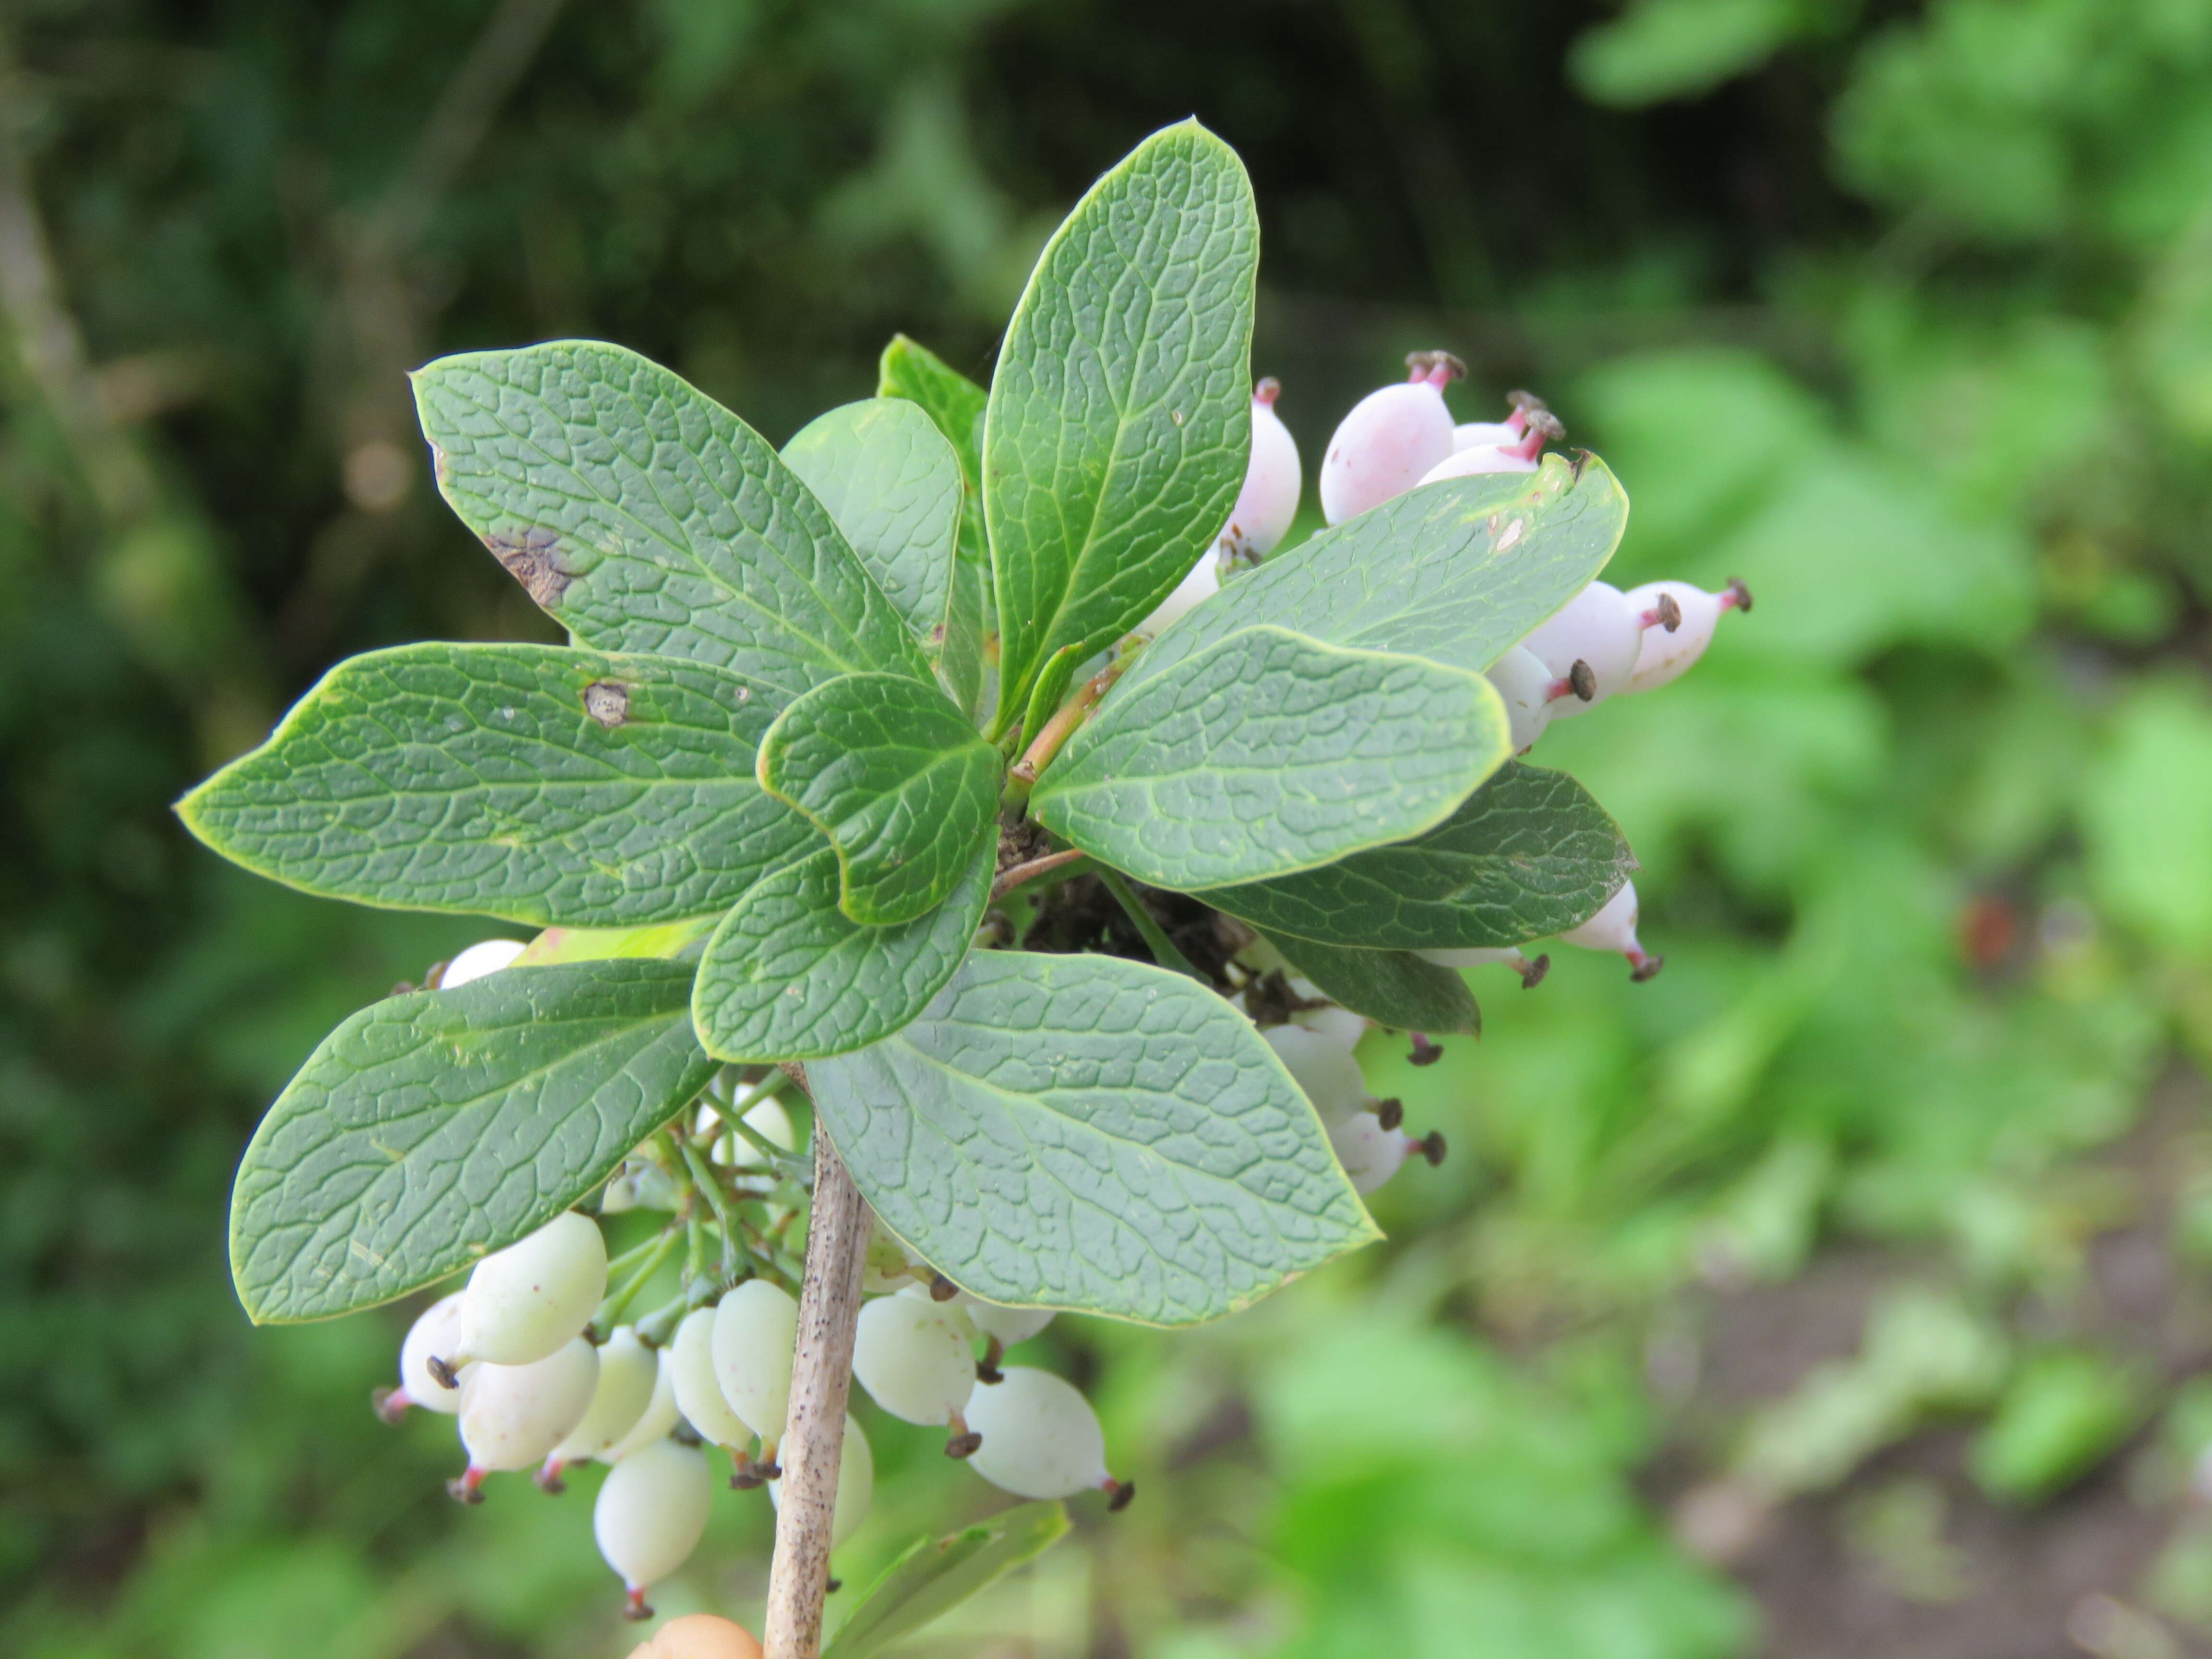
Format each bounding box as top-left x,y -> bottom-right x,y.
762,1093 -> 873,1659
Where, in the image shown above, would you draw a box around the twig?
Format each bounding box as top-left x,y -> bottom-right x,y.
1007,661 -> 1123,788
700,1081 -> 809,1179
763,1118 -> 873,1659
678,1139 -> 742,1284
990,847 -> 1087,902
1099,870 -> 1205,982
589,1226 -> 680,1337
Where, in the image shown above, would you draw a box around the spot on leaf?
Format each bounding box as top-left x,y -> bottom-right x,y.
583,681 -> 631,728
483,525 -> 572,608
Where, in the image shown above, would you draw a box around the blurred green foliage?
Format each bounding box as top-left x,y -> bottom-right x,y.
12,0 -> 2212,1655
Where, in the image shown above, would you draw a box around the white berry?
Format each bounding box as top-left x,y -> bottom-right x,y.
1517,581 -> 1642,718
1329,1111 -> 1419,1195
451,1211 -> 607,1368
600,1157 -> 680,1214
962,1367 -> 1112,1501
600,1344 -> 681,1464
1217,378 -> 1302,560
386,1291 -> 471,1418
853,1294 -> 977,1427
440,938 -> 528,988
1264,1022 -> 1366,1127
863,1223 -> 930,1294
1289,1003 -> 1367,1051
1319,365 -> 1455,525
457,1336 -> 598,1477
595,1439 -> 713,1616
957,1293 -> 1055,1346
1563,879 -> 1662,980
546,1325 -> 659,1471
768,1415 -> 874,1547
671,1305 -> 754,1448
712,1279 -> 799,1443
1140,549 -> 1221,635
1621,579 -> 1748,694
1483,645 -> 1554,755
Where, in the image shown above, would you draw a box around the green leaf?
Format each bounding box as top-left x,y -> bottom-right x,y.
1030,625 -> 1510,891
806,950 -> 1380,1325
823,1501 -> 1070,1659
878,335 -> 991,719
1017,642 -> 1086,754
412,340 -> 928,694
758,672 -> 1002,926
1262,932 -> 1480,1035
513,915 -> 719,965
690,836 -> 993,1062
985,120 -> 1258,725
1119,455 -> 1628,698
783,399 -> 982,709
230,962 -> 711,1322
1196,762 -> 1634,950
176,642 -> 816,927
878,333 -> 986,484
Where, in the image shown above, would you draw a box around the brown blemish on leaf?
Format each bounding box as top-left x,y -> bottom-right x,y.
483,525 -> 571,608
583,681 -> 631,727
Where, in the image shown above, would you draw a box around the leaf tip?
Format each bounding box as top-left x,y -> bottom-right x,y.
172,774 -> 224,846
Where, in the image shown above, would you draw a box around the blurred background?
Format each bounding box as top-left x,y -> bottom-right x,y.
8,1 -> 2212,1656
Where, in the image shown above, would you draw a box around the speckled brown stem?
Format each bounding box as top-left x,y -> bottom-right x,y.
762,1108 -> 871,1659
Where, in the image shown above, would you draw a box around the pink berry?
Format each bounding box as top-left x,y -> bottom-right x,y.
1218,379 -> 1302,561
1453,420 -> 1519,451
1517,582 -> 1642,718
1145,381 -> 1305,635
1426,392 -> 1561,481
1318,356 -> 1459,525
1621,578 -> 1752,694
1418,442 -> 1537,484
1562,880 -> 1663,981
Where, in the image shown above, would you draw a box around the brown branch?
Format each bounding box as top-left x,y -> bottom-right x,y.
990,847 -> 1087,902
1009,661 -> 1124,786
763,1119 -> 873,1659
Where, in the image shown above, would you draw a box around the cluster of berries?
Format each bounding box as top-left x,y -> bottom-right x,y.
374,1024 -> 1125,1621
1150,351 -> 1750,984
1255,998 -> 1444,1196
